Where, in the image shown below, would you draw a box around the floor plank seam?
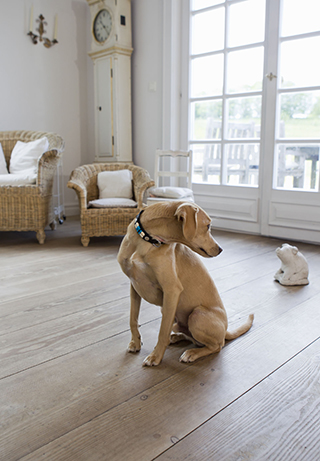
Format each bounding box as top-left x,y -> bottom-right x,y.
0,333 -> 129,381
0,295 -> 131,337
0,315 -> 163,381
218,248 -> 277,265
221,270 -> 276,294
0,270 -> 125,307
262,291 -> 320,330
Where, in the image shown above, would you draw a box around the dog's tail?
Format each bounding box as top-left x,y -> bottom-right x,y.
225,314 -> 254,341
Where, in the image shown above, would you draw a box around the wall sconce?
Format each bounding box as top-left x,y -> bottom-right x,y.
27,7 -> 58,48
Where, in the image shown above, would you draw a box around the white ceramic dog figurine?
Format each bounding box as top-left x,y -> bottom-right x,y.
274,243 -> 309,286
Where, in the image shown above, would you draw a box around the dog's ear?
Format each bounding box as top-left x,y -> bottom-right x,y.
175,203 -> 199,240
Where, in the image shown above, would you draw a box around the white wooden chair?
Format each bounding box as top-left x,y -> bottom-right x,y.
147,149 -> 194,205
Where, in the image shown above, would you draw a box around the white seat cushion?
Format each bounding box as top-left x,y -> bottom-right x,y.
148,186 -> 194,199
9,137 -> 49,175
88,198 -> 137,208
0,143 -> 8,174
0,173 -> 37,186
97,170 -> 133,199
147,196 -> 194,205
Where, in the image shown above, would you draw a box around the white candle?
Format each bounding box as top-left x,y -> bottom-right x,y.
29,5 -> 34,32
53,14 -> 58,40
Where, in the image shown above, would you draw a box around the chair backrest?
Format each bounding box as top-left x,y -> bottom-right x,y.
154,149 -> 193,188
201,119 -> 260,182
205,119 -> 257,160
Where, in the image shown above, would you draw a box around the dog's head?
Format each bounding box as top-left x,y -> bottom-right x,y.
175,203 -> 222,258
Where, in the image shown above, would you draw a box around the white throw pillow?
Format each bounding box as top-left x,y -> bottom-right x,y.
97,170 -> 133,199
148,186 -> 194,199
88,198 -> 137,208
0,143 -> 8,174
9,137 -> 49,175
0,173 -> 37,186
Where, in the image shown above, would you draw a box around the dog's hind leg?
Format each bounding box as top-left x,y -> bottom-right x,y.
170,331 -> 191,344
170,322 -> 193,344
180,344 -> 222,363
128,284 -> 142,353
179,305 -> 226,363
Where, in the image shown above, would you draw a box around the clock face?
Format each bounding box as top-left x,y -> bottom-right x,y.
93,9 -> 112,43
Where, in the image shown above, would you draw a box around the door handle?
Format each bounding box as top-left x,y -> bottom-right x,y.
266,72 -> 277,81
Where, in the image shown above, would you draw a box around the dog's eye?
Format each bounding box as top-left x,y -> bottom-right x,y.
207,224 -> 211,231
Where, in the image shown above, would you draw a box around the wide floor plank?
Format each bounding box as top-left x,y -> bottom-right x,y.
157,338 -> 320,461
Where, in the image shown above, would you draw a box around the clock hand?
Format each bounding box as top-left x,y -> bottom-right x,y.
97,17 -> 104,27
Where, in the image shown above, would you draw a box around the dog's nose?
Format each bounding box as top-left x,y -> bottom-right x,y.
218,246 -> 223,254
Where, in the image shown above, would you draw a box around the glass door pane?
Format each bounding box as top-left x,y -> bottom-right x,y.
227,47 -> 264,93
227,97 -> 262,135
191,7 -> 225,54
279,91 -> 320,139
228,0 -> 265,47
281,0 -> 320,37
191,55 -> 224,97
275,144 -> 319,190
280,37 -> 320,88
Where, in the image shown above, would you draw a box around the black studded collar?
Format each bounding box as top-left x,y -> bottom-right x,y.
134,210 -> 164,247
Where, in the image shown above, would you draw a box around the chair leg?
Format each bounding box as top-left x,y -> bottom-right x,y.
81,236 -> 90,247
36,230 -> 46,244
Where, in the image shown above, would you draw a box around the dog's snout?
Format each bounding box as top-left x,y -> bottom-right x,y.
201,245 -> 223,257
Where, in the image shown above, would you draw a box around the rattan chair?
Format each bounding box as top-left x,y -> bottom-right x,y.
68,163 -> 154,246
0,130 -> 65,243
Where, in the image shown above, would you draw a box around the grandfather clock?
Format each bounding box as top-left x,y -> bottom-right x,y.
86,0 -> 133,163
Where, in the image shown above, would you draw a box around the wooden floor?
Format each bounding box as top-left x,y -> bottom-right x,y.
1,217 -> 320,461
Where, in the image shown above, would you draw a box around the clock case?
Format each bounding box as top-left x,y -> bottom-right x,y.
87,0 -> 133,163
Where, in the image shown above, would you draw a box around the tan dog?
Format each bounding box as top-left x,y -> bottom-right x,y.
117,201 -> 254,366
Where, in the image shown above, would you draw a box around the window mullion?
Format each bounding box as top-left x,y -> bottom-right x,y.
221,2 -> 228,185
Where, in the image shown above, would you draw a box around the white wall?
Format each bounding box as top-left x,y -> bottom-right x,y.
131,0 -> 189,175
131,0 -> 163,176
0,0 -> 94,214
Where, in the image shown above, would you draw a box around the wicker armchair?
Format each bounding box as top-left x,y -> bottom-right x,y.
68,163 -> 154,246
0,130 -> 65,244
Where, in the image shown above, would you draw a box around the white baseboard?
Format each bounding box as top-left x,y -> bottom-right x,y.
64,203 -> 80,217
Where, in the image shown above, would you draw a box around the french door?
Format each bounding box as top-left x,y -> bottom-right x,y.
189,0 -> 320,243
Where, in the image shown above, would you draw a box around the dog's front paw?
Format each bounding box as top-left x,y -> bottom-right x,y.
127,338 -> 141,353
143,353 -> 162,367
